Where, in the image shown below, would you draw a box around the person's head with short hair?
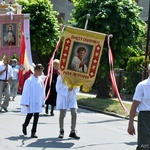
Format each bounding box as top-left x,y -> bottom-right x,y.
2,55 -> 10,65
53,59 -> 60,70
34,64 -> 44,77
77,47 -> 86,59
77,47 -> 86,54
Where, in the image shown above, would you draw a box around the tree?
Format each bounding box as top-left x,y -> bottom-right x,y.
16,0 -> 60,64
71,0 -> 146,98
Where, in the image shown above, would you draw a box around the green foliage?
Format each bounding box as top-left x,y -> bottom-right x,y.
122,56 -> 145,94
16,0 -> 60,63
72,0 -> 146,65
71,0 -> 146,97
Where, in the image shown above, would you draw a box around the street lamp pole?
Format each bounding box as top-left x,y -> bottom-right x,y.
143,0 -> 150,79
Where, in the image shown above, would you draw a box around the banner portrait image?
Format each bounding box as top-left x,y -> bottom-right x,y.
68,42 -> 93,73
60,26 -> 106,92
0,14 -> 23,59
3,23 -> 17,46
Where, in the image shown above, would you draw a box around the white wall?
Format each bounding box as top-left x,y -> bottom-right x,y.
138,0 -> 149,21
50,0 -> 74,24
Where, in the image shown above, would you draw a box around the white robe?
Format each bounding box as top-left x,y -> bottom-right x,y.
71,56 -> 87,73
20,75 -> 45,114
56,75 -> 80,110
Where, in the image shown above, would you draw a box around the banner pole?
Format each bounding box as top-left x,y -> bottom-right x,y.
84,13 -> 90,30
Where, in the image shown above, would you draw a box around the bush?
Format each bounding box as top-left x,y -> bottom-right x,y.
122,56 -> 145,94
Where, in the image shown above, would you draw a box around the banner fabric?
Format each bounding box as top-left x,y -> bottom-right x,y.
0,14 -> 23,59
59,26 -> 106,92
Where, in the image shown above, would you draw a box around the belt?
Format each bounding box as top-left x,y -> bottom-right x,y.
140,111 -> 150,113
0,79 -> 8,82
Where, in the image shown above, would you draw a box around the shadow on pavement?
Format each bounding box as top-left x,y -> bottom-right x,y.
125,141 -> 137,146
88,118 -> 126,124
6,135 -> 75,149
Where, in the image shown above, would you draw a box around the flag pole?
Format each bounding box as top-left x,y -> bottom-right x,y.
84,13 -> 90,30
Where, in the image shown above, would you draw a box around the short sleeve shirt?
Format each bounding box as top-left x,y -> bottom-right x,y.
133,78 -> 150,112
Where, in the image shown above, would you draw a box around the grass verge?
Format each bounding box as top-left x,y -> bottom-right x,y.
77,95 -> 132,117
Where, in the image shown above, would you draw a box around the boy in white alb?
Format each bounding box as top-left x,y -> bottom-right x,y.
20,64 -> 45,138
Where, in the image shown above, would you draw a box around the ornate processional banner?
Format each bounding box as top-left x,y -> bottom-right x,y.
0,14 -> 23,59
60,26 -> 106,92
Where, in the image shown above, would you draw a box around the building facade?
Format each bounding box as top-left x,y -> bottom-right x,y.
50,0 -> 74,24
138,0 -> 149,22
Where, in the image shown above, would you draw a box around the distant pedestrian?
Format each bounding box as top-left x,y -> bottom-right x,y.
10,59 -> 20,101
45,59 -> 60,116
0,55 -> 13,112
127,64 -> 150,149
20,64 -> 45,138
56,75 -> 80,139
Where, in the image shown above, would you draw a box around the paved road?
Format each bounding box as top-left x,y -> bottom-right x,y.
0,95 -> 137,150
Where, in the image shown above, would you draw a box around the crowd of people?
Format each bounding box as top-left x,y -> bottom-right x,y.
0,56 -> 81,140
2,54 -> 150,149
2,54 -> 150,148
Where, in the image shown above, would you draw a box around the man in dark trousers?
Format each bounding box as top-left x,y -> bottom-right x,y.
128,64 -> 150,150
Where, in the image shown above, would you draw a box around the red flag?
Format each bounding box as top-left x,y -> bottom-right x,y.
18,33 -> 26,93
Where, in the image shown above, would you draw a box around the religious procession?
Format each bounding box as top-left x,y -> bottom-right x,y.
0,0 -> 149,150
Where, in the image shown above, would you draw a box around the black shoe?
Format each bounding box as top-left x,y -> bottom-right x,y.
50,112 -> 54,116
31,133 -> 38,138
69,132 -> 80,140
45,105 -> 48,114
22,124 -> 27,135
58,131 -> 64,138
2,107 -> 8,112
45,108 -> 48,114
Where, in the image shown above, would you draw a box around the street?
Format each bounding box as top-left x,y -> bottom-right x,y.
0,95 -> 137,150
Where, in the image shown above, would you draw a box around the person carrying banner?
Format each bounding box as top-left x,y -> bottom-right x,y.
56,74 -> 80,139
127,64 -> 150,150
21,64 -> 45,138
0,55 -> 13,112
71,47 -> 88,73
45,59 -> 60,116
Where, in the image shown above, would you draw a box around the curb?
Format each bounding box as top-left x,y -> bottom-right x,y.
78,105 -> 138,122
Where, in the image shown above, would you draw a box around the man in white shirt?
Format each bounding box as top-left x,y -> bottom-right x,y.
127,64 -> 150,150
0,55 -> 13,112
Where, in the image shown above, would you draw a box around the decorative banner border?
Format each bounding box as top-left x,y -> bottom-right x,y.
60,26 -> 106,92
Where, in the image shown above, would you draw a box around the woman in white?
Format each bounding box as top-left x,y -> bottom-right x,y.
56,75 -> 80,139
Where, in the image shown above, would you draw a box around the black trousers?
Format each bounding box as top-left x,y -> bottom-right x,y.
137,111 -> 150,150
23,113 -> 39,134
